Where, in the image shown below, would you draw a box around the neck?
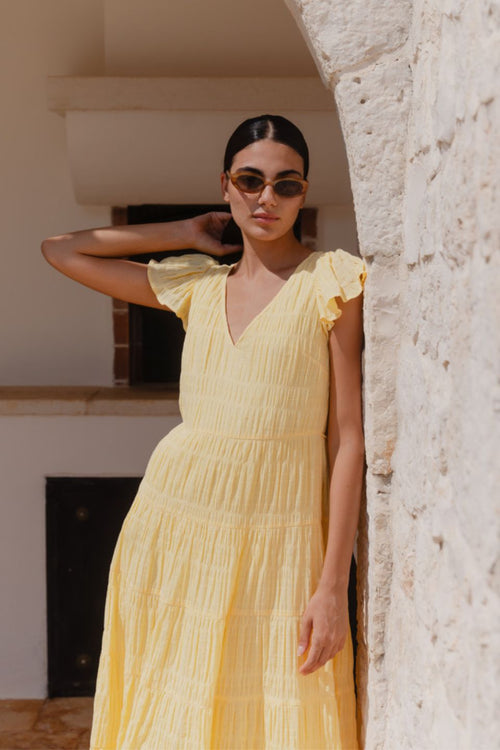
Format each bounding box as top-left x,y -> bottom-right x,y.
238,230 -> 309,276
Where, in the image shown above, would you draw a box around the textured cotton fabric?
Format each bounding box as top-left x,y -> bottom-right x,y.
89,248 -> 367,750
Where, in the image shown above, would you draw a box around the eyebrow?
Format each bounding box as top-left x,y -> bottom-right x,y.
234,166 -> 304,178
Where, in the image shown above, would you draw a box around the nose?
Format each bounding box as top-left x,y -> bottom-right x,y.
258,183 -> 278,206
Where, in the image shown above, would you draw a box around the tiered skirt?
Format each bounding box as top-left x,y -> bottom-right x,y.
90,424 -> 358,749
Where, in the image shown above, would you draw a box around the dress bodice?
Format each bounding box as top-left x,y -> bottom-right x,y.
147,249 -> 367,440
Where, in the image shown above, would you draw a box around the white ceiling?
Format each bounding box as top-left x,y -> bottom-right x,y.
104,0 -> 318,77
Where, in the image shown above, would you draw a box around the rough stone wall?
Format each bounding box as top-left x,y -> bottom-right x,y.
388,1 -> 500,748
284,1 -> 412,746
335,57 -> 411,749
284,0 -> 499,748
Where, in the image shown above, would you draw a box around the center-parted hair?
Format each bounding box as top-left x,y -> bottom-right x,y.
223,115 -> 309,179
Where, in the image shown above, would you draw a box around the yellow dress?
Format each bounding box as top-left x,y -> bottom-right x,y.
89,248 -> 367,750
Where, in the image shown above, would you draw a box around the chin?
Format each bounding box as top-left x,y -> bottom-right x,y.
242,222 -> 292,242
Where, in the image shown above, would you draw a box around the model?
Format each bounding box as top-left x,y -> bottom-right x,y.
42,114 -> 367,749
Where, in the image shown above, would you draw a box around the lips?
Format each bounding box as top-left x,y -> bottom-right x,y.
252,213 -> 279,221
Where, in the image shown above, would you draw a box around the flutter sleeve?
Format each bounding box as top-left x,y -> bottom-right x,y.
315,248 -> 367,334
147,252 -> 219,328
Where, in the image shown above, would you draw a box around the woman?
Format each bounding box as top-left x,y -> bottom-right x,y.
42,114 -> 366,749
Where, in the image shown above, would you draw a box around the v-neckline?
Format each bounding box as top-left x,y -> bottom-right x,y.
221,252 -> 317,348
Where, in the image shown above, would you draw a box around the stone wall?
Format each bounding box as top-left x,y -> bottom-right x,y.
284,0 -> 499,747
388,1 -> 500,747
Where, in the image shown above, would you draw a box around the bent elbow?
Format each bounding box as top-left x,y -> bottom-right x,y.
41,238 -> 55,262
41,236 -> 67,269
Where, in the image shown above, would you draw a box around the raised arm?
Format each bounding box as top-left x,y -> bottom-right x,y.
41,212 -> 240,309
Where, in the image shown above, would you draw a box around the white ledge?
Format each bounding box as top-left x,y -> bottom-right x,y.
0,387 -> 181,417
47,77 -> 335,114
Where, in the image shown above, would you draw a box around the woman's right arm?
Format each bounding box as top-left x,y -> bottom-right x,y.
41,212 -> 238,310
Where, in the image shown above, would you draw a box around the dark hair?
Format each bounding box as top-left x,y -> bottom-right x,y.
223,114 -> 309,178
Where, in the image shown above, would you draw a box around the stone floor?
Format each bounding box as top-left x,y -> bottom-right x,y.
0,698 -> 93,750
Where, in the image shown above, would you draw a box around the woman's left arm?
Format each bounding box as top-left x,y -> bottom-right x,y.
298,291 -> 365,676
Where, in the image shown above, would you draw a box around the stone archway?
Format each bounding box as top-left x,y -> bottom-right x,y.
283,3 -> 500,750
283,2 -> 412,746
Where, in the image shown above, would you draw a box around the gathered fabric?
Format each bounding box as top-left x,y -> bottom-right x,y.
89,248 -> 367,750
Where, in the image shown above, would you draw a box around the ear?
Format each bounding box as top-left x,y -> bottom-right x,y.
299,183 -> 308,208
220,171 -> 230,203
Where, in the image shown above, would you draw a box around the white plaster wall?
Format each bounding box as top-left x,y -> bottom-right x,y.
0,1 -> 112,386
388,1 -> 500,747
0,414 -> 181,698
317,205 -> 359,255
0,0 -> 353,387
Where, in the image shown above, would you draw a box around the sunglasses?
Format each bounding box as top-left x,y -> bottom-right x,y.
226,170 -> 308,198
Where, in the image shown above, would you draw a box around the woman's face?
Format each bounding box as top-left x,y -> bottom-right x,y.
221,139 -> 307,243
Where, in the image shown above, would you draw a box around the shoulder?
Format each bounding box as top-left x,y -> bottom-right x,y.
148,252 -> 220,278
146,253 -> 222,321
309,248 -> 366,277
309,249 -> 367,334
147,252 -> 222,294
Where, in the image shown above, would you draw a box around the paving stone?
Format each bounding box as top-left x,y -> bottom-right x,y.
0,700 -> 92,750
0,701 -> 42,732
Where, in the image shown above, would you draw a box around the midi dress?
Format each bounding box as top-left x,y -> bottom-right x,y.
89,247 -> 367,750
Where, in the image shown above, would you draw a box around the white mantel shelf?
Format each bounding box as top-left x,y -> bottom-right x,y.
47,77 -> 335,114
0,387 -> 180,417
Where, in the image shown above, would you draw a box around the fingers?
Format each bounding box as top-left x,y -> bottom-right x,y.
298,632 -> 346,675
207,211 -> 233,233
299,639 -> 326,675
203,212 -> 243,256
297,614 -> 326,675
214,211 -> 233,223
297,614 -> 312,657
297,591 -> 350,676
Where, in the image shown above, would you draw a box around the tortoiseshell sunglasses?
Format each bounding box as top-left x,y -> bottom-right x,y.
226,170 -> 308,198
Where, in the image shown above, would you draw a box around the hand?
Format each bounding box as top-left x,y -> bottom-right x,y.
297,588 -> 349,676
189,211 -> 242,257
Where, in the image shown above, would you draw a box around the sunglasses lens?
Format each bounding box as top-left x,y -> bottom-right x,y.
274,180 -> 305,197
231,173 -> 305,197
234,174 -> 264,192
